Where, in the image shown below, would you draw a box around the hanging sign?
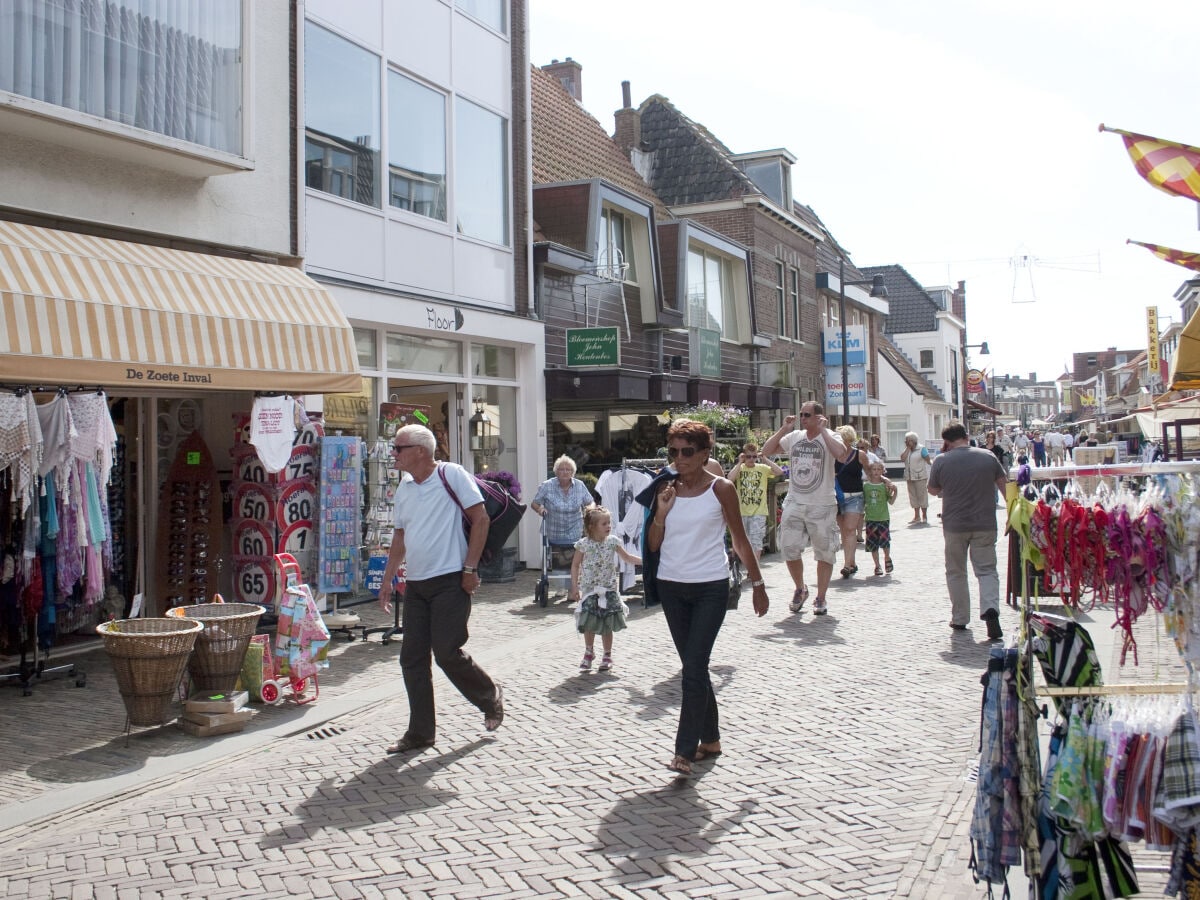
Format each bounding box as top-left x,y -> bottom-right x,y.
1147,307 -> 1160,376
691,328 -> 722,379
825,365 -> 867,406
566,327 -> 620,367
822,326 -> 867,366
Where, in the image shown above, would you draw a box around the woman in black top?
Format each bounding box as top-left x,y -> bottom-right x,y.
834,426 -> 869,578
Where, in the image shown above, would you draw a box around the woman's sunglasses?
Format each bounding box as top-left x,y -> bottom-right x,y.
666,446 -> 698,459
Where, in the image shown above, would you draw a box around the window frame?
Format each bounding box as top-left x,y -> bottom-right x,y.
788,267 -> 800,340
679,222 -> 753,345
454,95 -> 510,246
776,262 -> 787,336
387,69 -> 448,223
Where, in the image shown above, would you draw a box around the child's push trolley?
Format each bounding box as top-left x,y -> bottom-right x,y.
264,553 -> 331,705
534,515 -> 575,608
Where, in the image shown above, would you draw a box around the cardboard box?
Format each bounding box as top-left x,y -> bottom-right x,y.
184,690 -> 248,714
180,707 -> 256,736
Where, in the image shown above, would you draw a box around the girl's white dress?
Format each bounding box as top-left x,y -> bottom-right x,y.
573,535 -> 629,635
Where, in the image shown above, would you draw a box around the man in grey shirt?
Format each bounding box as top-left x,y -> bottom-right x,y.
927,421 -> 1010,640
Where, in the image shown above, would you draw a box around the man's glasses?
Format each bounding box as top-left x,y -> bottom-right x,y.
392,444 -> 416,453
666,446 -> 698,459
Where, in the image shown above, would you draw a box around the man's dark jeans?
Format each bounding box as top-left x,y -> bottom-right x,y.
400,572 -> 497,742
656,578 -> 728,758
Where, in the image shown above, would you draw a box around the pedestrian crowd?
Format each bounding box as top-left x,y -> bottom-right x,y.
376,413 -> 1013,778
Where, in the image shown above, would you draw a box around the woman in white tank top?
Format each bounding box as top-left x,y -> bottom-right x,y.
643,420 -> 770,777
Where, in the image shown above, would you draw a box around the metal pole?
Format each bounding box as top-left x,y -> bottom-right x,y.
839,257 -> 849,422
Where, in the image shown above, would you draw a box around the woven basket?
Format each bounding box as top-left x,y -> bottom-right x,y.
97,618 -> 203,726
168,603 -> 265,693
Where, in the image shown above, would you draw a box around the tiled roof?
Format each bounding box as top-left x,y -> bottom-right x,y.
801,205 -> 869,282
861,264 -> 940,333
879,337 -> 947,402
636,95 -> 762,206
530,65 -> 669,220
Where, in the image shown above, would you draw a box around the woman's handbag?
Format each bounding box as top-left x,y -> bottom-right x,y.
727,577 -> 741,610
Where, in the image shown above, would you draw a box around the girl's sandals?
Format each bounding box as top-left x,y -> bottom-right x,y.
579,651 -> 595,670
668,755 -> 693,776
598,653 -> 613,671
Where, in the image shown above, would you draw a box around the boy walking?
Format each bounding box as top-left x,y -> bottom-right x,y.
862,461 -> 896,575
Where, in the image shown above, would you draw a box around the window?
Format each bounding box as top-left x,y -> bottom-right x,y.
1086,355 -> 1097,367
0,0 -> 243,154
599,207 -> 636,281
471,344 -> 516,379
687,248 -> 735,334
388,72 -> 446,221
305,23 -> 381,207
776,263 -> 786,335
354,328 -> 378,369
386,333 -> 462,375
919,349 -> 934,369
789,268 -> 800,340
457,0 -> 507,33
455,98 -> 509,245
743,159 -> 785,208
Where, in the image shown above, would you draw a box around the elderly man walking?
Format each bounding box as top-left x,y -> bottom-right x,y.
379,424 -> 505,754
762,402 -> 848,616
927,421 -> 1010,641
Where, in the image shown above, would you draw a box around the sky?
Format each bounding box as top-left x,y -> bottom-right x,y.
528,0 -> 1200,385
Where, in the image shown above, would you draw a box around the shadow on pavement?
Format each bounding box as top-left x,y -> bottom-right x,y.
937,629 -> 999,668
258,738 -> 488,849
759,616 -> 848,647
593,787 -> 758,865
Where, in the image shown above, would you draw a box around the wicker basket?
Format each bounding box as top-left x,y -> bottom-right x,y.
167,603 -> 265,693
96,618 -> 204,726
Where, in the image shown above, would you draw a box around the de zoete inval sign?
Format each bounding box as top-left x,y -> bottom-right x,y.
565,327 -> 620,367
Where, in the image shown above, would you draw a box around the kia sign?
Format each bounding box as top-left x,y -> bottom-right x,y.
825,365 -> 866,405
822,326 -> 866,366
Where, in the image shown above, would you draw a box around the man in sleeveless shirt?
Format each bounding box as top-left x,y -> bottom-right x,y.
762,402 -> 849,616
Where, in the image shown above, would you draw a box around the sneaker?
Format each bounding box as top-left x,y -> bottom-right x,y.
983,609 -> 1003,641
813,598 -> 828,616
789,585 -> 809,613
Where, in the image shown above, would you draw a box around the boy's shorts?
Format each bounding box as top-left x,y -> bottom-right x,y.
741,515 -> 766,551
779,502 -> 839,564
864,520 -> 890,551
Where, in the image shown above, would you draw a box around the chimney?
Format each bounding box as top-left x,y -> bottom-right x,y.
613,80 -> 641,158
1028,372 -> 1037,382
951,280 -> 966,324
542,57 -> 583,102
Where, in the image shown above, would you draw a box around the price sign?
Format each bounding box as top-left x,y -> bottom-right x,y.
234,559 -> 275,608
235,483 -> 274,523
277,481 -> 316,530
234,520 -> 274,559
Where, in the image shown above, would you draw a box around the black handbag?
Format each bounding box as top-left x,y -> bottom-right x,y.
438,465 -> 527,565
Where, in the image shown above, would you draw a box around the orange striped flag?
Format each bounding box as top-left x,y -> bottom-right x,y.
1128,239 -> 1200,273
1101,125 -> 1200,202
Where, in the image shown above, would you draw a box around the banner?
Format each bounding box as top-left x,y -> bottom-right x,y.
1101,125 -> 1200,202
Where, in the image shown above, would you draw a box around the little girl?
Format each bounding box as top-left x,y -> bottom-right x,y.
862,461 -> 897,576
570,507 -> 642,671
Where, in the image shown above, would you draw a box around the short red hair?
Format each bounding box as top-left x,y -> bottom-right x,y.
666,419 -> 713,450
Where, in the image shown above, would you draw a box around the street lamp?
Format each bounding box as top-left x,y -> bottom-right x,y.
837,258 -> 888,422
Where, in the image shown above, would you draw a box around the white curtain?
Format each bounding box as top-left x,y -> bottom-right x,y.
0,0 -> 242,154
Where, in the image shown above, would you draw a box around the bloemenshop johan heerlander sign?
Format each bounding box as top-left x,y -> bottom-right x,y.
565,327 -> 620,367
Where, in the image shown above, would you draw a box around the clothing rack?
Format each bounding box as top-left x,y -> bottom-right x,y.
1020,460 -> 1200,480
0,384 -> 103,396
1039,683 -> 1191,697
620,458 -> 667,470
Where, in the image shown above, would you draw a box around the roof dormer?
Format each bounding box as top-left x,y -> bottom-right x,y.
731,149 -> 796,210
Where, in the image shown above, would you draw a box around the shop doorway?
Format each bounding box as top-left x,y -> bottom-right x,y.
385,381 -> 459,462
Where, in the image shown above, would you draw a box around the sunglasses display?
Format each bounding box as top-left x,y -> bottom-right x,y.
157,430 -> 222,610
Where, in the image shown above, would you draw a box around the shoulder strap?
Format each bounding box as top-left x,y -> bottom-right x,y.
436,464 -> 468,522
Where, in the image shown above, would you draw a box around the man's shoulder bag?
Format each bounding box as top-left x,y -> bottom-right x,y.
437,465 -> 527,565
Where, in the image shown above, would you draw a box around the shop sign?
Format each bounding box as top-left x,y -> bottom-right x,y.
566,327 -> 620,367
821,326 -> 866,366
965,369 -> 987,395
1147,306 -> 1160,375
123,366 -> 214,385
825,364 -> 867,405
694,328 -> 722,379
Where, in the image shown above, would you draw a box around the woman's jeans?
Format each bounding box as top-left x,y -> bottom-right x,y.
656,578 -> 728,758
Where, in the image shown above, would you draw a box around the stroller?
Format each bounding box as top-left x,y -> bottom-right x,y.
534,516 -> 576,608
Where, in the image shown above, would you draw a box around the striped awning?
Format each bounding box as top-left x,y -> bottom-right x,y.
0,221 -> 360,393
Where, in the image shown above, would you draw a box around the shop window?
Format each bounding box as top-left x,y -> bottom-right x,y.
354,328 -> 378,369
471,344 -> 516,379
1,0 -> 243,155
455,98 -> 509,245
388,71 -> 446,221
305,23 -> 381,208
386,333 -> 462,375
